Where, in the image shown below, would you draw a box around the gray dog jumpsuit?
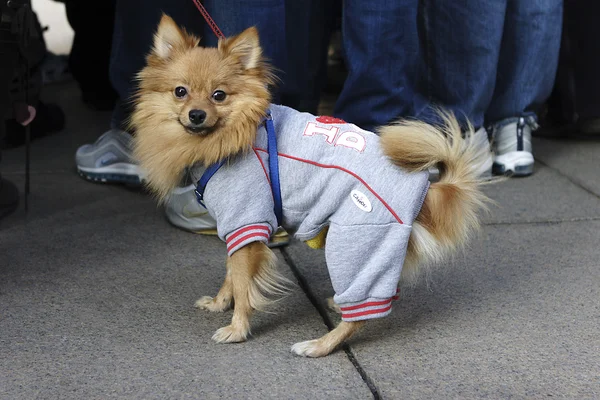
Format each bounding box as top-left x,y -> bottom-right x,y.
192,104 -> 430,322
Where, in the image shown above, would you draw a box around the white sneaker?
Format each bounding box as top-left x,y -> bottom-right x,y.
490,117 -> 536,177
165,184 -> 218,235
165,184 -> 290,247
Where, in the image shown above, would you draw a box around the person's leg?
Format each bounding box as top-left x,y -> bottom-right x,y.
486,0 -> 563,176
333,0 -> 420,132
109,0 -> 204,131
279,0 -> 338,114
536,0 -> 597,135
206,0 -> 332,112
77,0 -> 291,244
486,0 -> 563,123
107,0 -> 287,130
203,0 -> 287,103
76,0 -> 206,184
169,1 -> 289,245
64,0 -> 118,111
415,0 -> 507,130
566,0 -> 600,128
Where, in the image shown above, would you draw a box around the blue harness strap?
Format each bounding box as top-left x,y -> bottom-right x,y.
194,160 -> 225,207
195,110 -> 283,226
265,111 -> 283,225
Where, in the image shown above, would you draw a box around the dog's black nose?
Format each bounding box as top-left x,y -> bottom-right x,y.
189,109 -> 207,125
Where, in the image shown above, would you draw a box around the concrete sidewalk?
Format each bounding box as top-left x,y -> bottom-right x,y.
1,80 -> 599,399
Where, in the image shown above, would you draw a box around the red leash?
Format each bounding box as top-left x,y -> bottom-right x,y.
191,0 -> 225,39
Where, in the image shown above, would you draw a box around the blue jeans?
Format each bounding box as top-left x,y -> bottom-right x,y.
109,0 -> 563,134
284,0 -> 561,132
109,0 -> 287,129
333,0 -> 421,131
415,0 -> 563,129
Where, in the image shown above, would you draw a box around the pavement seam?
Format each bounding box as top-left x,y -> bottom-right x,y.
534,157 -> 600,199
279,248 -> 382,400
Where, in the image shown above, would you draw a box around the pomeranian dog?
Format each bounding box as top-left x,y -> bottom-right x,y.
130,15 -> 490,358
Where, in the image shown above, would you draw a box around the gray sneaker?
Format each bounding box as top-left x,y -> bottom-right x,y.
75,129 -> 144,185
490,117 -> 536,177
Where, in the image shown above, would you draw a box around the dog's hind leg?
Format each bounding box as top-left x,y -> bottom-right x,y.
291,320 -> 365,357
195,260 -> 234,312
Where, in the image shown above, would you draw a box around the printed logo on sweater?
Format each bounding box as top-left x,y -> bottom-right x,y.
350,190 -> 372,212
303,122 -> 367,153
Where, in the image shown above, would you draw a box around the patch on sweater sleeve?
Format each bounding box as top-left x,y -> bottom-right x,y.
226,223 -> 272,256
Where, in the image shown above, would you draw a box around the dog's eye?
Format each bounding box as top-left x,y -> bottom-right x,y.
174,86 -> 187,98
212,90 -> 227,102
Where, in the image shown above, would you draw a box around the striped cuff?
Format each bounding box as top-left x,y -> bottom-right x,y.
226,223 -> 272,256
340,297 -> 395,322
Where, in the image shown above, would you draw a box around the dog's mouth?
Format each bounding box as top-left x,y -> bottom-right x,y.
182,121 -> 218,136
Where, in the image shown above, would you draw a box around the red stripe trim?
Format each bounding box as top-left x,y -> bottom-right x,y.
254,148 -> 403,224
342,304 -> 393,319
253,148 -> 271,184
227,232 -> 270,252
227,224 -> 270,243
340,299 -> 392,312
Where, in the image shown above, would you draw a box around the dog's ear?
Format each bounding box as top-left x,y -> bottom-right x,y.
218,26 -> 262,69
152,14 -> 199,59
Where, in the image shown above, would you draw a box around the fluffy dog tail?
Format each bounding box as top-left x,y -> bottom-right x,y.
378,112 -> 491,284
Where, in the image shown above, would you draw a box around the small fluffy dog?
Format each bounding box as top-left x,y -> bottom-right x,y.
131,15 -> 489,357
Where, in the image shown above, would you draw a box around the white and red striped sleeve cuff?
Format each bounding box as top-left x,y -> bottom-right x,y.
225,223 -> 272,256
339,297 -> 395,322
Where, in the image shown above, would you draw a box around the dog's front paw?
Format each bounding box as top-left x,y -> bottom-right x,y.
291,339 -> 331,358
195,296 -> 231,312
212,325 -> 249,343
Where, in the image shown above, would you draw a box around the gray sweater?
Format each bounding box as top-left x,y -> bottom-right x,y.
192,104 -> 429,321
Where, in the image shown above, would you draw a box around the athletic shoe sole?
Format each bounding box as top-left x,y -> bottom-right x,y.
492,151 -> 534,177
77,163 -> 144,186
165,202 -> 217,234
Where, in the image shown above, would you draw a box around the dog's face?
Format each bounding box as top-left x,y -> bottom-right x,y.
140,19 -> 270,137
130,15 -> 275,201
136,15 -> 274,139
